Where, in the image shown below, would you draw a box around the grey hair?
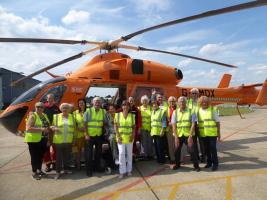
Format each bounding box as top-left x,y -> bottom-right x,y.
178,96 -> 187,103
168,96 -> 176,103
141,95 -> 149,104
92,97 -> 102,104
190,88 -> 199,93
59,103 -> 71,111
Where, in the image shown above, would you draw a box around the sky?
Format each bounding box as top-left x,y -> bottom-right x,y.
0,0 -> 267,96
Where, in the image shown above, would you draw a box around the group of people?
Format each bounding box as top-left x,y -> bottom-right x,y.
25,88 -> 221,180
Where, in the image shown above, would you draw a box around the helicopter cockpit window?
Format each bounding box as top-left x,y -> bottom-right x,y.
40,85 -> 66,104
11,77 -> 66,106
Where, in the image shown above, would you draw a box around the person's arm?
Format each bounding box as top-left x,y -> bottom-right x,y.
217,122 -> 221,141
160,112 -> 167,137
171,112 -> 179,148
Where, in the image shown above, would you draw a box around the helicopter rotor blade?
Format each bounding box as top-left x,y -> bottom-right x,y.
118,0 -> 267,42
11,46 -> 100,86
118,44 -> 237,68
0,38 -> 104,45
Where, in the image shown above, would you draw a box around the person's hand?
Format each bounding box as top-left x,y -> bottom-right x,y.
174,137 -> 179,149
51,126 -> 59,132
117,136 -> 122,144
44,128 -> 50,133
152,88 -> 157,95
85,135 -> 90,141
188,135 -> 193,147
160,130 -> 164,137
217,135 -> 221,142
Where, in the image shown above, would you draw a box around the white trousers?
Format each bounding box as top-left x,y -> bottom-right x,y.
117,143 -> 133,174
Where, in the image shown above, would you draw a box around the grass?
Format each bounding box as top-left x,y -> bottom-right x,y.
217,106 -> 254,116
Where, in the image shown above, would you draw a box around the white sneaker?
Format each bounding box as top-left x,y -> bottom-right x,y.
115,159 -> 120,165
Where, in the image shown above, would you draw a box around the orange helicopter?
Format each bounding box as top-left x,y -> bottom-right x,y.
1,0 -> 267,134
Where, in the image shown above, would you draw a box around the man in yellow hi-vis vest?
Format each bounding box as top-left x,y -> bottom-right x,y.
187,88 -> 206,163
198,96 -> 221,171
172,96 -> 200,171
84,97 -> 107,177
151,100 -> 167,164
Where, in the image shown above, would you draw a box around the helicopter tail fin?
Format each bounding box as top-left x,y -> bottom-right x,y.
256,79 -> 267,106
217,74 -> 232,88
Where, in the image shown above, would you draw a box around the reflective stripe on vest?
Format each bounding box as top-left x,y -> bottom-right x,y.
140,105 -> 151,131
176,109 -> 192,137
74,110 -> 85,138
86,107 -> 105,136
151,109 -> 164,136
24,112 -> 48,143
198,106 -> 218,137
53,113 -> 75,144
116,112 -> 134,144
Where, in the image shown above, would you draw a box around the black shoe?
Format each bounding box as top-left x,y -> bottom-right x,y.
212,166 -> 218,171
172,165 -> 180,170
204,164 -> 212,168
38,171 -> 47,177
86,171 -> 92,177
31,173 -> 41,180
194,167 -> 201,172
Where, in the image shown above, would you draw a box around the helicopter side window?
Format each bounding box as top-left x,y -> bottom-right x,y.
40,85 -> 67,104
11,77 -> 66,106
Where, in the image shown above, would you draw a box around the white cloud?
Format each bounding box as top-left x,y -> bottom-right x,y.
178,59 -> 192,67
166,45 -> 199,52
161,30 -> 215,44
199,43 -> 224,56
248,64 -> 267,71
62,10 -> 90,25
132,0 -> 171,11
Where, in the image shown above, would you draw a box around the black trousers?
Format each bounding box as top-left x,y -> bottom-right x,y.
152,135 -> 166,163
203,136 -> 218,167
55,143 -> 72,173
193,124 -> 205,159
85,136 -> 102,173
174,136 -> 199,168
28,137 -> 47,173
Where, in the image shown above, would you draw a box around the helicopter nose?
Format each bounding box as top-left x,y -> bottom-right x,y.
0,106 -> 28,134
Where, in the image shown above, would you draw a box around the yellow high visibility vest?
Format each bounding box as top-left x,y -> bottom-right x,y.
24,112 -> 49,143
151,109 -> 164,136
74,110 -> 85,138
175,108 -> 192,137
53,113 -> 75,144
140,105 -> 151,131
198,106 -> 218,137
85,107 -> 105,137
115,112 -> 135,144
187,99 -> 199,115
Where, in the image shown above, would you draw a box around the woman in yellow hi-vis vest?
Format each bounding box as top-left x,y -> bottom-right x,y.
84,97 -> 106,177
114,100 -> 135,179
172,97 -> 200,171
139,95 -> 154,160
151,100 -> 167,164
198,96 -> 221,171
73,99 -> 86,170
51,103 -> 76,179
25,102 -> 50,180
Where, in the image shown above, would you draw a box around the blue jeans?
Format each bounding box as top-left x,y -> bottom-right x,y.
203,137 -> 218,167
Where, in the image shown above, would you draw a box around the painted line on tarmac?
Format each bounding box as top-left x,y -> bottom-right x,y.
226,177 -> 232,200
221,117 -> 266,141
99,165 -> 168,200
0,148 -> 27,169
74,169 -> 267,199
0,163 -> 30,173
